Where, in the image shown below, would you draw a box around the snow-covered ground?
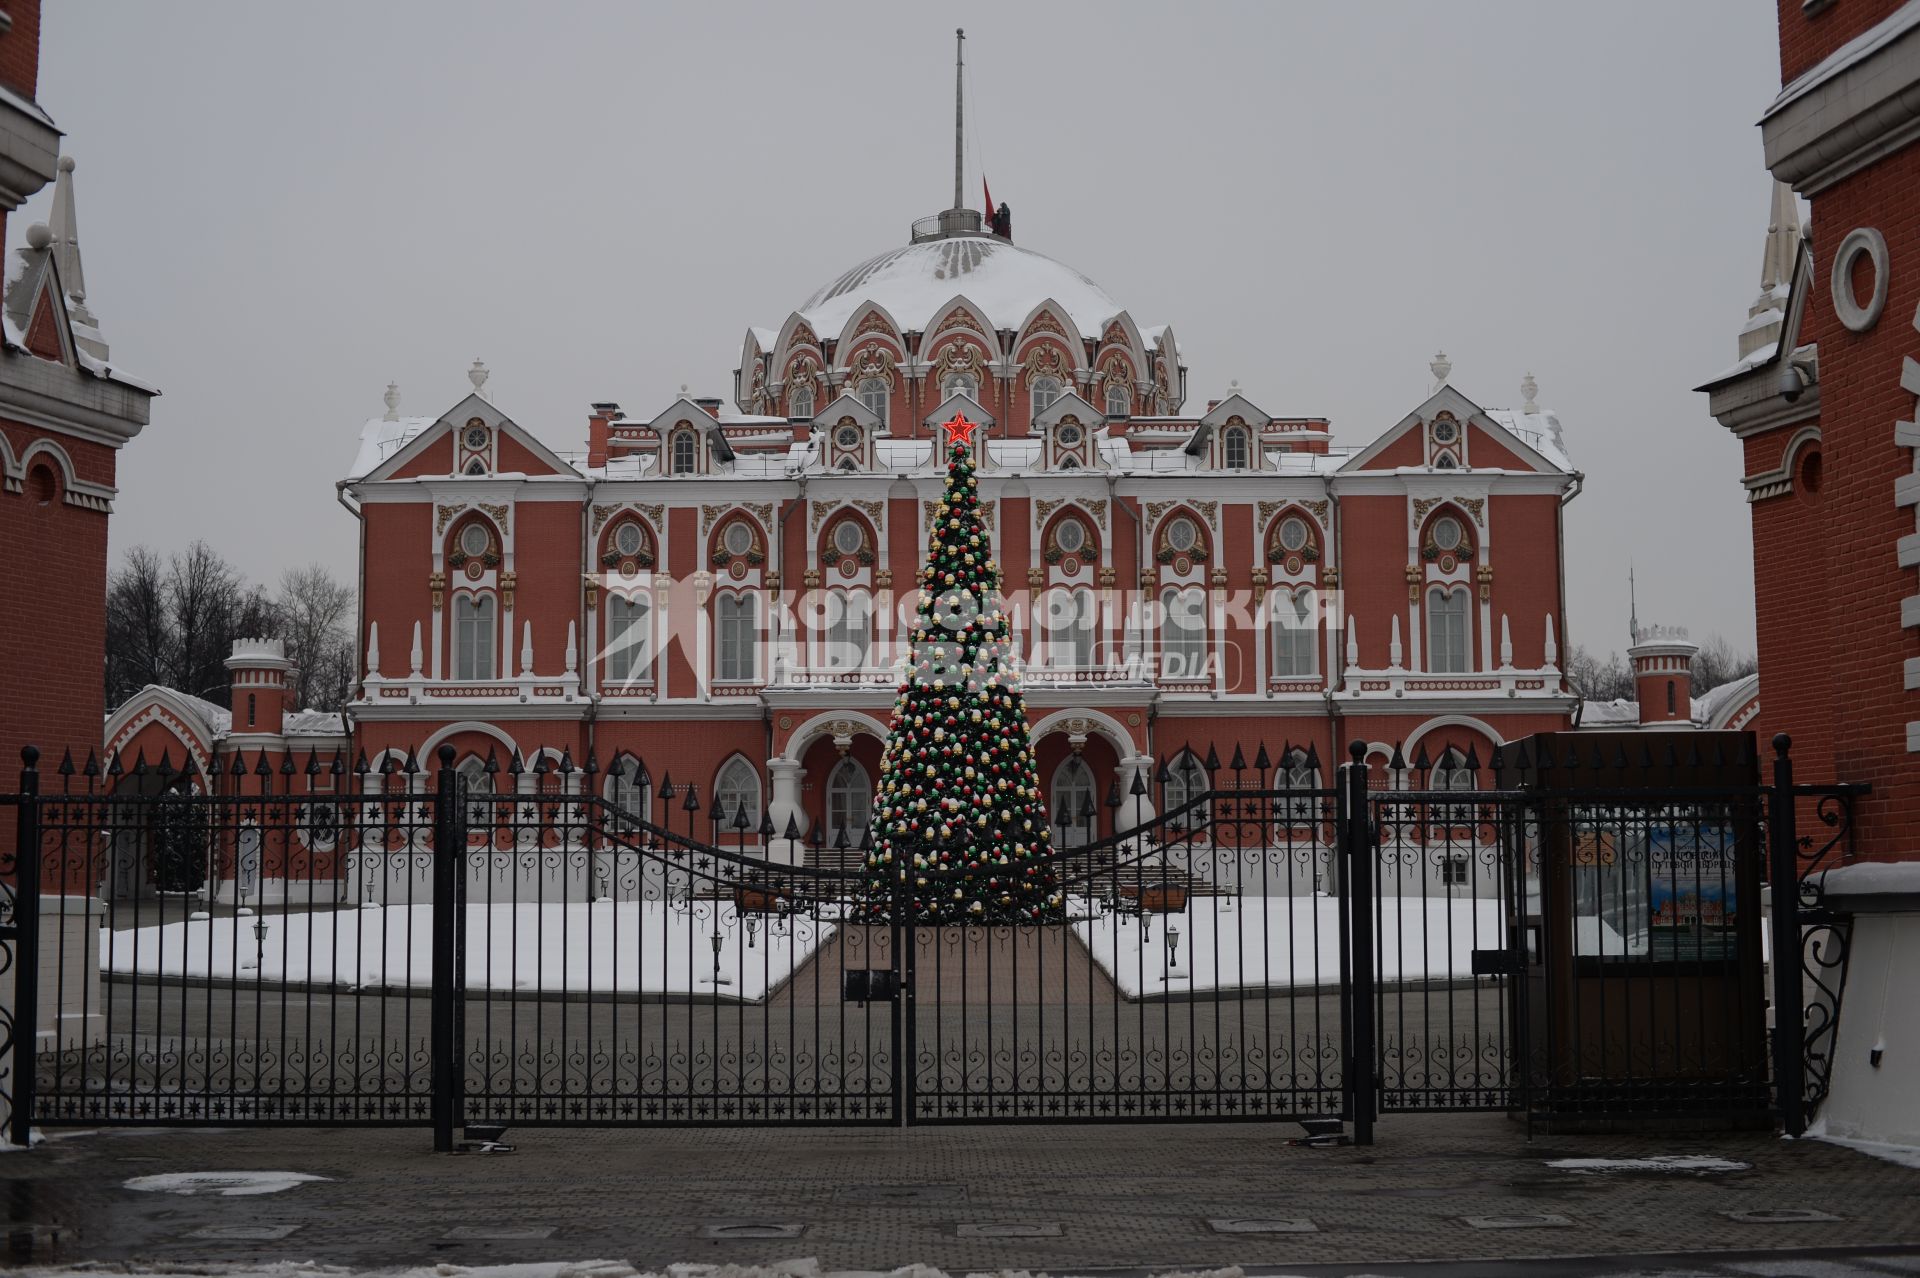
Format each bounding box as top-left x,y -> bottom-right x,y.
1074,895 -> 1509,998
9,1264 -> 1250,1278
101,903 -> 833,1003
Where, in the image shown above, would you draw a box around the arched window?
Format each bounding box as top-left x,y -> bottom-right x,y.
1426,586 -> 1470,673
825,588 -> 871,670
1051,756 -> 1097,847
671,430 -> 698,474
1161,586 -> 1206,679
1280,748 -> 1318,824
1164,750 -> 1210,832
453,595 -> 496,680
789,384 -> 815,419
858,377 -> 889,426
457,756 -> 493,830
607,758 -> 650,833
943,372 -> 977,400
1271,587 -> 1317,677
1031,375 -> 1063,413
1046,587 -> 1096,670
715,592 -> 759,682
1432,747 -> 1476,824
605,594 -> 651,685
1222,426 -> 1250,469
714,757 -> 761,832
825,757 -> 872,846
1106,384 -> 1129,418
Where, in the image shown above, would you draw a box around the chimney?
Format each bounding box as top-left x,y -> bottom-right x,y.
588,401 -> 621,470
226,638 -> 294,737
695,396 -> 722,420
1627,624 -> 1699,726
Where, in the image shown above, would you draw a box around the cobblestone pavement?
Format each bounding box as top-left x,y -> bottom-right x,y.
5,1114 -> 1919,1273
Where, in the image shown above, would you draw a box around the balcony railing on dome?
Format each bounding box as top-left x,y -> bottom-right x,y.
910,209 -> 986,243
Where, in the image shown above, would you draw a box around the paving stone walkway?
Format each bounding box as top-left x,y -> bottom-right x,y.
5,1114 -> 1919,1273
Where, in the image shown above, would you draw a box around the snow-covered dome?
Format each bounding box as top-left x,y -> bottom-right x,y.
798,235 -> 1122,340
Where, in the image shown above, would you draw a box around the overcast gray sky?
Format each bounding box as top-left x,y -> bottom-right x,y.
32,0 -> 1779,658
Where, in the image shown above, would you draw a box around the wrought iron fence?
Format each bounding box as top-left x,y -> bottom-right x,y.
0,735 -> 1864,1145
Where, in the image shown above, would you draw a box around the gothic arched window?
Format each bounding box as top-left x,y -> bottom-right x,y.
825,757 -> 872,846
1106,384 -> 1129,418
1031,376 -> 1063,413
1222,426 -> 1250,469
1051,756 -> 1097,847
714,757 -> 762,832
858,377 -> 889,426
1426,586 -> 1470,673
671,429 -> 698,474
789,384 -> 814,419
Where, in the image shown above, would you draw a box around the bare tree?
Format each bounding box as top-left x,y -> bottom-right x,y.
277,563 -> 355,710
106,545 -> 171,706
1692,633 -> 1757,694
1566,643 -> 1634,702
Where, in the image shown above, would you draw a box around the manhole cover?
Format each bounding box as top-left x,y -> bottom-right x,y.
838,1184 -> 966,1204
187,1224 -> 303,1241
695,1222 -> 809,1240
1723,1208 -> 1842,1223
443,1225 -> 556,1240
1461,1214 -> 1573,1229
1207,1217 -> 1317,1234
956,1222 -> 1062,1238
125,1172 -> 331,1197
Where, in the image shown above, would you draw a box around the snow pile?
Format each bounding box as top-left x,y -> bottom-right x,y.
123,1170 -> 332,1196
103,903 -> 834,1003
1546,1155 -> 1750,1175
1806,1116 -> 1920,1170
1074,895 -> 1506,998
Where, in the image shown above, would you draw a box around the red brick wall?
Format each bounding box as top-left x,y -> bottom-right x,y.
0,419 -> 114,772
1778,0 -> 1909,85
1791,138 -> 1920,857
0,1 -> 40,104
1742,423 -> 1837,778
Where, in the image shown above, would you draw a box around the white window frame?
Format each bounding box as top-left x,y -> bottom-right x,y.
858,377 -> 889,426
1046,586 -> 1096,670
1271,587 -> 1318,678
789,384 -> 814,418
824,588 -> 871,670
605,593 -> 652,685
714,757 -> 761,834
943,372 -> 978,400
1051,755 -> 1097,847
1426,586 -> 1470,674
1161,586 -> 1206,679
1105,384 -> 1129,417
1222,426 -> 1249,469
715,591 -> 759,683
606,759 -> 651,833
825,757 -> 872,847
453,594 -> 496,681
1031,375 -> 1063,413
671,430 -> 698,474
1164,750 -> 1210,832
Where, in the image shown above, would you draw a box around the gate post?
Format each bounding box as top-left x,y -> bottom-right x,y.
1767,734 -> 1805,1136
430,744 -> 459,1152
1342,740 -> 1376,1146
7,746 -> 42,1148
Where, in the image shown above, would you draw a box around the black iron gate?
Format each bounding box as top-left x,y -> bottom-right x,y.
1,737 -> 1853,1143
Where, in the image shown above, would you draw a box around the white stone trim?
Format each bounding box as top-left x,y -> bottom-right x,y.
1831,227 -> 1890,332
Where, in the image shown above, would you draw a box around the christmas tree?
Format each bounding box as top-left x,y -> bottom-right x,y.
865,413 -> 1064,924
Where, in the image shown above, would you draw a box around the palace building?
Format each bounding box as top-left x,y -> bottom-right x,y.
106,196 -> 1583,897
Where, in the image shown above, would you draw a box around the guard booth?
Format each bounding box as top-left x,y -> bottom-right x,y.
1497,731 -> 1770,1129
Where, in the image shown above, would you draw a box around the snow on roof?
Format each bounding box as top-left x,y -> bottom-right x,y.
286,709 -> 348,737
749,326 -> 777,350
1767,2 -> 1920,120
717,411 -> 792,426
348,415 -> 436,479
1483,407 -> 1572,471
1579,698 -> 1642,726
1693,673 -> 1758,730
0,81 -> 54,130
796,235 -> 1128,339
1700,341 -> 1781,388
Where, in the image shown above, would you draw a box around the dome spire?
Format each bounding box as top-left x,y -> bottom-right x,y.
953,28 -> 966,213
